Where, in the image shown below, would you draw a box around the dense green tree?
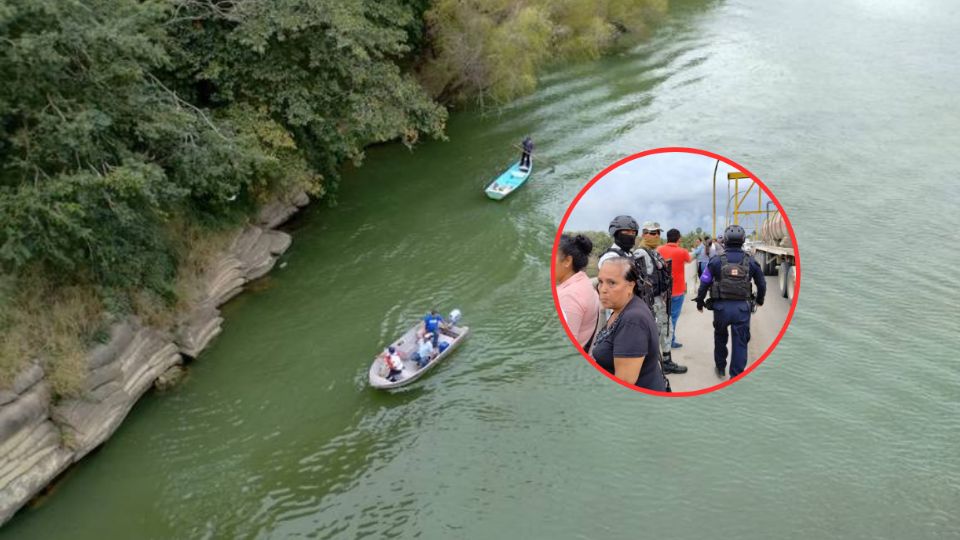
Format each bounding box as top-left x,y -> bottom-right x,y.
0,0 -> 203,288
418,0 -> 667,103
0,0 -> 667,386
681,227 -> 705,249
0,0 -> 446,291
166,0 -> 446,184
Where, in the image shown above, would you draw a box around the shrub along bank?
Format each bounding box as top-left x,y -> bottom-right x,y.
0,0 -> 667,393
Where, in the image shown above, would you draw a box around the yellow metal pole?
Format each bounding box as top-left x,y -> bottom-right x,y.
734,177 -> 739,225
712,160 -> 718,238
735,182 -> 755,213
758,182 -> 762,238
733,181 -> 755,230
725,179 -> 730,229
727,172 -> 758,236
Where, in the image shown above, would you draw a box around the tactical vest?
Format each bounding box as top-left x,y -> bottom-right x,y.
640,248 -> 673,298
602,246 -> 655,309
710,253 -> 753,301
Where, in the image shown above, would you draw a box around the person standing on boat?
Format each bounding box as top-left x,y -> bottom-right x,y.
519,136 -> 534,172
423,309 -> 444,347
598,217 -> 688,375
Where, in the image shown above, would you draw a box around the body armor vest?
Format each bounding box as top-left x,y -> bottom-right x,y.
711,253 -> 753,301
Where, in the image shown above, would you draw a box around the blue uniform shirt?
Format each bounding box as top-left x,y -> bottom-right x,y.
696,247 -> 766,304
424,313 -> 444,333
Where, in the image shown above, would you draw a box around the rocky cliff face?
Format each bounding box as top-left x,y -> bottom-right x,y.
0,192 -> 309,525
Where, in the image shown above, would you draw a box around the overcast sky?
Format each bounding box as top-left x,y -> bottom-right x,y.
563,152 -> 774,237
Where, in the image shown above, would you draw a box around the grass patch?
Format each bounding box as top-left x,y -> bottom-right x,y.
0,219 -> 236,395
167,218 -> 237,313
124,218 -> 236,330
0,274 -> 104,396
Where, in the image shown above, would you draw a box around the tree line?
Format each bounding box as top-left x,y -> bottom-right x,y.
0,0 -> 668,388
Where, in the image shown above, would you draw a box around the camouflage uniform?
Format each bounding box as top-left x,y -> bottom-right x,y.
634,249 -> 672,356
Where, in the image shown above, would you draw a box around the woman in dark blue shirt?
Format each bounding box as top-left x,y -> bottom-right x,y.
591,257 -> 668,392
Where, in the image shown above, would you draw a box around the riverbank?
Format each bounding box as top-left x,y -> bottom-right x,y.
3,0 -> 958,536
0,191 -> 309,525
0,2 -> 676,527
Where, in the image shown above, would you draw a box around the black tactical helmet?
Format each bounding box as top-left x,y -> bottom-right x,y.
608,215 -> 639,237
723,224 -> 746,246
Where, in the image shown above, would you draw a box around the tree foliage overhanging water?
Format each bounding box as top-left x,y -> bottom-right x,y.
0,0 -> 666,388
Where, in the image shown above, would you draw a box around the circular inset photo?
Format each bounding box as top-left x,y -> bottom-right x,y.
551,148 -> 799,396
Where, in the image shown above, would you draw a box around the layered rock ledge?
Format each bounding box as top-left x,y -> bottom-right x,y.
0,191 -> 310,525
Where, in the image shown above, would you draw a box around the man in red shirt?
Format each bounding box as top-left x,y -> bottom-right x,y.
657,228 -> 692,348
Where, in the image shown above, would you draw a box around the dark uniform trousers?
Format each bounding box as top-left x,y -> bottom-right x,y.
712,299 -> 751,377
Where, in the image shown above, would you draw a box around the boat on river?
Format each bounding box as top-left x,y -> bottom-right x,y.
484,160 -> 533,200
368,310 -> 469,389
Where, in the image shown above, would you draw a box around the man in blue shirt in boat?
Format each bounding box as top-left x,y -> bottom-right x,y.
423,309 -> 444,347
520,136 -> 534,172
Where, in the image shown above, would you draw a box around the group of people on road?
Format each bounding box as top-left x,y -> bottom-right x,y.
693,235 -> 720,281
555,215 -> 766,391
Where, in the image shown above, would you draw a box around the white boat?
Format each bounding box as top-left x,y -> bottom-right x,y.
368,310 -> 469,389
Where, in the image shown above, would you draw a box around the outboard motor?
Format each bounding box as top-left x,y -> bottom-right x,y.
449,309 -> 462,326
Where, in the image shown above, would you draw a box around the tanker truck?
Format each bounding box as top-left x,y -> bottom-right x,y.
751,209 -> 796,301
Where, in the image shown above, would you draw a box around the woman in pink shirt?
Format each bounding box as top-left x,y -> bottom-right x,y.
555,234 -> 602,351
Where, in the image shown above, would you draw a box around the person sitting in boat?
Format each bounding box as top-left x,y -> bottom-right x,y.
519,136 -> 534,172
385,346 -> 404,381
423,309 -> 444,347
412,334 -> 436,368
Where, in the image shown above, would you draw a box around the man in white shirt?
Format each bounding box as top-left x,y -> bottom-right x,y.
385,346 -> 404,381
415,335 -> 435,368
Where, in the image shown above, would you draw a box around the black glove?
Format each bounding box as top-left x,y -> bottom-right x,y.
756,296 -> 764,306
696,298 -> 705,312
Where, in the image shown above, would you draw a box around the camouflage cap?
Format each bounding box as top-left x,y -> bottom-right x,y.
641,221 -> 661,232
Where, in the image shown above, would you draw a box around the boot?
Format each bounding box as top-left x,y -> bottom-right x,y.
661,352 -> 687,374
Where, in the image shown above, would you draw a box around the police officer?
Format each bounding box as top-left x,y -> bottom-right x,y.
695,224 -> 766,379
598,216 -> 688,375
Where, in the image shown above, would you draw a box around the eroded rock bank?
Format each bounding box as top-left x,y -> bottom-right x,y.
0,191 -> 310,525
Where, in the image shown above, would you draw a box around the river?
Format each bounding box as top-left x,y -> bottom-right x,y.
4,0 -> 958,537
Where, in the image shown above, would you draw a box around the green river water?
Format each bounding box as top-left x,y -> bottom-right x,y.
4,0 -> 959,537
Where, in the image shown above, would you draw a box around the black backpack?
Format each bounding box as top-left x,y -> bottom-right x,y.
641,248 -> 673,298
602,246 -> 656,310
711,253 -> 753,301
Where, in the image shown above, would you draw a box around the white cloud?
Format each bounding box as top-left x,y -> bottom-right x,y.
563,152 -> 773,237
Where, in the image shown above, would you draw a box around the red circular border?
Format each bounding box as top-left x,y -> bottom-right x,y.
550,147 -> 801,397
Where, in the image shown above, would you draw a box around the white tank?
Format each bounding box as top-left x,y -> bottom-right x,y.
760,212 -> 791,247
